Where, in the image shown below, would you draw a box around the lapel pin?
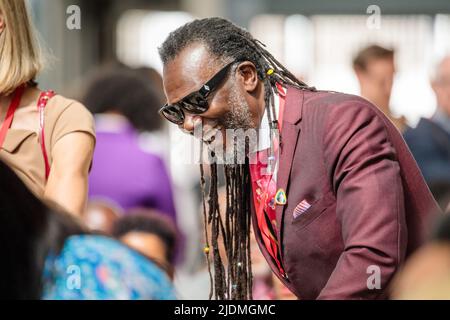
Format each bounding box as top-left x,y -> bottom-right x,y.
275,189 -> 287,206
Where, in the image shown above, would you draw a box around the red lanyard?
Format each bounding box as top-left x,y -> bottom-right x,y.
37,90 -> 55,179
250,84 -> 287,275
0,86 -> 25,149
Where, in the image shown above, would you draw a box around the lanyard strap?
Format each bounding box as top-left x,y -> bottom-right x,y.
0,87 -> 55,180
0,86 -> 26,149
250,86 -> 287,276
38,90 -> 55,180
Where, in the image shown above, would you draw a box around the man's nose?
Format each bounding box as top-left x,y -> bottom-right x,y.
182,114 -> 202,133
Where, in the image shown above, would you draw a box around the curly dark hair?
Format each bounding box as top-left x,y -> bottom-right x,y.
112,210 -> 178,265
83,67 -> 164,132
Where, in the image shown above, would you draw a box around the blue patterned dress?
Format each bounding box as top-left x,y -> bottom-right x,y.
42,235 -> 177,300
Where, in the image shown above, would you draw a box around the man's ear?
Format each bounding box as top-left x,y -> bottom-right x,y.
236,61 -> 259,93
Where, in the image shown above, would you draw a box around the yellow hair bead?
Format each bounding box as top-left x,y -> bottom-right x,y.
204,246 -> 210,254
266,69 -> 274,76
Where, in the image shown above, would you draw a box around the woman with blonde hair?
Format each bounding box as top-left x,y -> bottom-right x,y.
0,0 -> 95,216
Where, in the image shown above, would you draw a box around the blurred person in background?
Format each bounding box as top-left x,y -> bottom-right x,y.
0,160 -> 176,300
353,45 -> 408,133
134,66 -> 172,162
112,210 -> 178,280
404,55 -> 450,206
158,17 -> 440,300
83,199 -> 122,234
0,0 -> 95,216
83,67 -> 177,224
135,66 -> 166,102
391,206 -> 450,300
427,181 -> 450,212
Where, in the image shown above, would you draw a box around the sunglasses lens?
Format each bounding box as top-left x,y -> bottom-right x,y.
161,105 -> 184,124
181,93 -> 209,113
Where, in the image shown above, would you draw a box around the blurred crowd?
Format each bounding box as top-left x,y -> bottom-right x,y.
1,0 -> 450,300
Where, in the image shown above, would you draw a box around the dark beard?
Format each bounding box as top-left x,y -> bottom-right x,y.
218,85 -> 254,131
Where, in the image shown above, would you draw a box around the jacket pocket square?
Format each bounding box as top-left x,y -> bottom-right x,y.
293,200 -> 312,219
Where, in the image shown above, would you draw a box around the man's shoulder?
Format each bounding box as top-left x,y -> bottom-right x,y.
296,88 -> 379,124
300,89 -> 375,113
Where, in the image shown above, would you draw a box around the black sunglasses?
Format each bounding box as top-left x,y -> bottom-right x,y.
159,61 -> 237,125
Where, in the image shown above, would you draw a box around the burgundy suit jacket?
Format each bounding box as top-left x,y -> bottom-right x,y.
251,87 -> 441,300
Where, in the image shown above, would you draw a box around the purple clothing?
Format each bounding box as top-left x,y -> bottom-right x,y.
89,124 -> 176,222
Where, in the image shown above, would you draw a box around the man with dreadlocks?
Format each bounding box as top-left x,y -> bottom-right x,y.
158,17 -> 440,300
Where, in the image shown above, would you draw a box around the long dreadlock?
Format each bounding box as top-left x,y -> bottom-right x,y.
159,17 -> 315,300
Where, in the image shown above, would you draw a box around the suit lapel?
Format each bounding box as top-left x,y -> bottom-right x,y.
275,123 -> 301,240
276,87 -> 305,245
